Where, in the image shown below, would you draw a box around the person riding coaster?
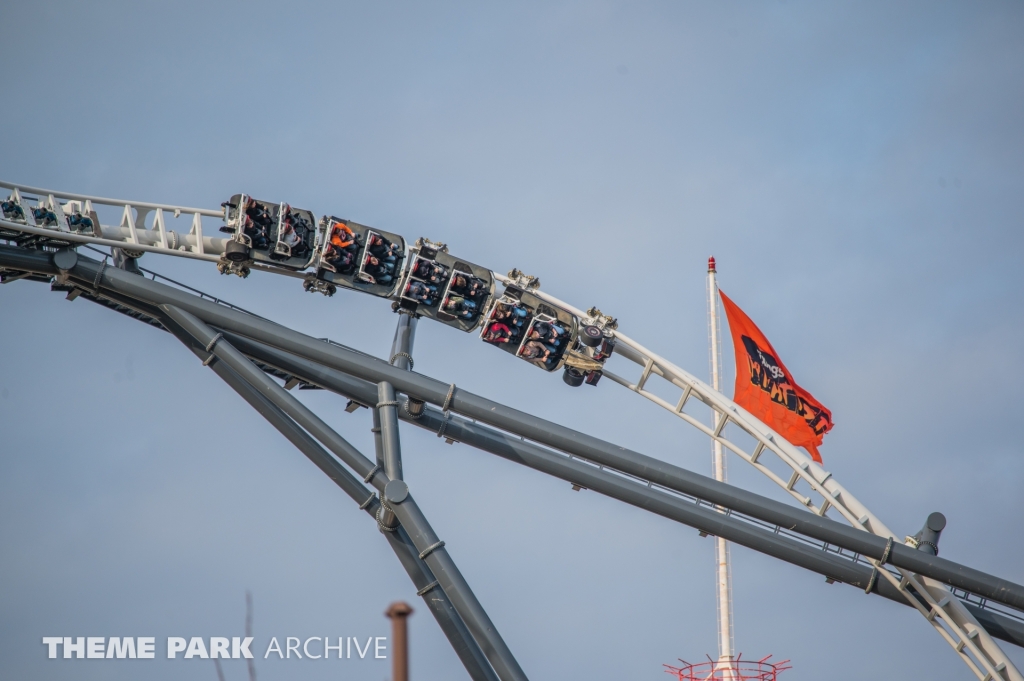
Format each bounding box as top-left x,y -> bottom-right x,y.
442,294 -> 478,320
32,206 -> 59,227
276,206 -> 310,258
243,197 -> 272,249
413,259 -> 448,285
493,303 -> 528,329
367,233 -> 399,261
527,320 -> 565,347
405,279 -> 439,305
450,273 -> 488,299
482,321 -> 515,344
66,211 -> 94,234
360,254 -> 395,285
2,199 -> 25,221
519,339 -> 558,369
322,222 -> 360,273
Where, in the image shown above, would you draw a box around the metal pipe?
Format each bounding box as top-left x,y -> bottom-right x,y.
379,381 -> 404,481
371,406 -> 397,529
380,486 -> 529,681
381,523 -> 499,681
386,602 -> 414,681
159,304 -> 527,681
8,249 -> 1023,652
390,313 -> 418,371
914,512 -> 946,556
5,246 -> 1023,614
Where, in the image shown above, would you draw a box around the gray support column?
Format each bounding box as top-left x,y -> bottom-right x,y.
390,313 -> 418,371
382,485 -> 530,681
159,304 -> 528,681
380,522 -> 499,681
378,381 -> 403,481
372,406 -> 398,529
913,512 -> 946,556
372,407 -> 386,468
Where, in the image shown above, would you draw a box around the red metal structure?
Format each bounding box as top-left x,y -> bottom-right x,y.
664,654 -> 790,681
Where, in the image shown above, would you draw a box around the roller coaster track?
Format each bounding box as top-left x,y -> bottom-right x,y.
1,180 -> 1021,681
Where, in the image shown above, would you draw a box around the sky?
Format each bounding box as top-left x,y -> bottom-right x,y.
2,1 -> 1023,680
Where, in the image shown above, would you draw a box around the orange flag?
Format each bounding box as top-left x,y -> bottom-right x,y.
719,290 -> 834,463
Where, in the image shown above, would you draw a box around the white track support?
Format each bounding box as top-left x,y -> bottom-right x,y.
501,275 -> 1022,681
189,213 -> 205,255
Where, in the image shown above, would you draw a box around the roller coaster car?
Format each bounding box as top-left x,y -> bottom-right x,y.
304,216 -> 406,298
480,284 -> 616,387
219,194 -> 317,275
396,238 -> 495,332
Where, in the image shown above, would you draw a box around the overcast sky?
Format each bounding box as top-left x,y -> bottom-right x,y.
2,2 -> 1023,680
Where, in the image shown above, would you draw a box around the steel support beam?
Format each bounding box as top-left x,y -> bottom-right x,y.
379,381 -> 404,481
390,313 -> 418,371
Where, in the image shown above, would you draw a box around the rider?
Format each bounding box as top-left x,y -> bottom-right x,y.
442,294 -> 477,319
367,234 -> 399,262
32,205 -> 58,227
242,198 -> 271,249
483,321 -> 514,344
519,340 -> 554,365
323,221 -> 359,271
414,259 -> 448,285
406,280 -> 438,304
1,199 -> 25,221
363,255 -> 394,284
66,211 -> 95,233
451,273 -> 487,299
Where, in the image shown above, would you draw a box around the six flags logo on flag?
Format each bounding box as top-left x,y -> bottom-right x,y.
719,290 -> 834,463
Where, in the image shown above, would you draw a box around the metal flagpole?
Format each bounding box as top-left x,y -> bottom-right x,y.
707,256 -> 736,670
